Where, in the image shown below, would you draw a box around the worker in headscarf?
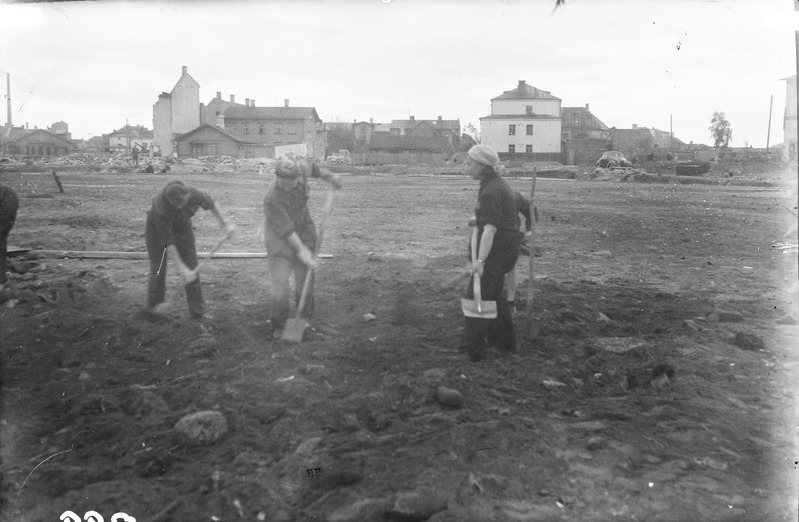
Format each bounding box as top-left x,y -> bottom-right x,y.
462,145 -> 520,361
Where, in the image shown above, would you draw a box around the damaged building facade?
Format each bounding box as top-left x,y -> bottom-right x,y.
153,66 -> 201,158
560,104 -> 611,166
153,66 -> 325,160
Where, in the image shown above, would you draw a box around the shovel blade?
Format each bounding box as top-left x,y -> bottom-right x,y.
281,317 -> 309,343
461,298 -> 497,319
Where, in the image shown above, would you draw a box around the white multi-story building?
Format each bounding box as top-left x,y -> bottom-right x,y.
480,80 -> 562,161
783,75 -> 796,163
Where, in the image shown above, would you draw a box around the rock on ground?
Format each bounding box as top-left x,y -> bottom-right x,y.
173,410 -> 228,445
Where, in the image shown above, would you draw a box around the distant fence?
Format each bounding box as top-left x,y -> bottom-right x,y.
498,152 -> 565,164
352,151 -> 450,166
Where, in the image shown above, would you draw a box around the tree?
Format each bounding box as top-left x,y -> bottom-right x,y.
709,111 -> 732,149
462,122 -> 480,144
459,133 -> 477,152
325,127 -> 355,157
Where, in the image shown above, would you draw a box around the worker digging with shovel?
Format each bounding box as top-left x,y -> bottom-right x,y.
460,145 -> 520,362
263,156 -> 342,341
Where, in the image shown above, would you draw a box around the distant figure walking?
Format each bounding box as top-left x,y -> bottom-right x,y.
0,183 -> 19,287
505,190 -> 537,313
132,146 -> 139,166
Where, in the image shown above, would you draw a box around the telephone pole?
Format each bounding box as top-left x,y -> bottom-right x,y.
766,94 -> 773,149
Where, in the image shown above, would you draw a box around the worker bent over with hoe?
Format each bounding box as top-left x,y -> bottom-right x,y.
143,180 -> 234,321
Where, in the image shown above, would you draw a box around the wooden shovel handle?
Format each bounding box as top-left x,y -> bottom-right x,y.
296,188 -> 334,316
473,272 -> 483,313
470,225 -> 483,310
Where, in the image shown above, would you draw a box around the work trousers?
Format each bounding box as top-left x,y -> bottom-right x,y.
145,212 -> 205,318
269,255 -> 314,329
0,188 -> 19,285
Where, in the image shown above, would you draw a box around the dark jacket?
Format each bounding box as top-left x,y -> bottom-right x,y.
474,167 -> 520,274
263,160 -> 322,259
148,180 -> 214,245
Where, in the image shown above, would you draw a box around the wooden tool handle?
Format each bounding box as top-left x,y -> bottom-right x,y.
470,225 -> 483,311
473,272 -> 483,313
296,188 -> 334,316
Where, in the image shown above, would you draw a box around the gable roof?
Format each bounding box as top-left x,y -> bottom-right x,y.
172,70 -> 200,92
175,124 -> 257,144
324,121 -> 353,131
390,118 -> 460,132
560,107 -> 608,131
109,124 -> 153,139
492,81 -> 560,101
3,126 -> 32,141
224,105 -> 321,122
369,133 -> 450,152
10,128 -> 74,146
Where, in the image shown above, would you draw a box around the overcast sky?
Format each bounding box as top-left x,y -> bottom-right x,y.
0,0 -> 794,147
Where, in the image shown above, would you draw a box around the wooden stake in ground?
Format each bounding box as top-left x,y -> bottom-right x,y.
51,170 -> 64,193
525,164 -> 539,338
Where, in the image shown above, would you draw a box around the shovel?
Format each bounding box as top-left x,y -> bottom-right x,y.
198,234 -> 231,269
282,188 -> 334,343
460,226 -> 497,319
180,233 -> 231,283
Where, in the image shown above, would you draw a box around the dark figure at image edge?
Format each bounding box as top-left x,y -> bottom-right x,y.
0,183 -> 19,286
144,180 -> 234,319
462,145 -> 520,361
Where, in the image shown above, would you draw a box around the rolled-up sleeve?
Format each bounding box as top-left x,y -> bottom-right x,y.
191,189 -> 215,211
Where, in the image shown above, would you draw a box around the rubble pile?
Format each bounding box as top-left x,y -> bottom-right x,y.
1,152 -> 281,176
327,149 -> 352,165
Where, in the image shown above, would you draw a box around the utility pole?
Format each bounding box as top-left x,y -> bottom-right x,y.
766,94 -> 773,149
670,114 -> 673,159
794,0 -> 799,319
5,73 -> 10,131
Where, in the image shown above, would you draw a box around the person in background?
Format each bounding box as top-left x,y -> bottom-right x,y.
0,183 -> 19,288
462,145 -> 520,362
132,146 -> 139,166
143,180 -> 234,321
505,190 -> 538,313
263,156 -> 342,339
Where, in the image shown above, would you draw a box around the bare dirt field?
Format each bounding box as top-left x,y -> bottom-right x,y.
1,162 -> 798,521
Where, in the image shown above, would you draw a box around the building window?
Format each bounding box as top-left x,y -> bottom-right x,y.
274,124 -> 283,135
526,125 -> 533,135
242,124 -> 249,134
288,124 -> 296,135
509,145 -> 516,154
526,145 -> 532,154
526,105 -> 533,115
259,124 -> 265,135
508,125 -> 516,136
226,122 -> 235,129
